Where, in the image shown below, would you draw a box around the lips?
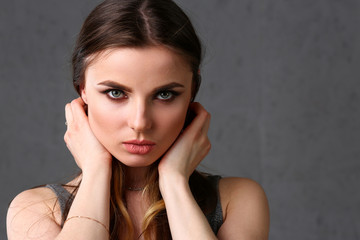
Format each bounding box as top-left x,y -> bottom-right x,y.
123,140 -> 156,155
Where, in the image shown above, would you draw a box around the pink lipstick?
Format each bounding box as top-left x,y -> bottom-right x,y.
123,140 -> 155,155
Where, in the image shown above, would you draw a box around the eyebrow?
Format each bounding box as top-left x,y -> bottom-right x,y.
97,80 -> 185,93
97,80 -> 132,92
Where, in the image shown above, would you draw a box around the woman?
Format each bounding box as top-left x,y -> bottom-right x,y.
7,0 -> 269,239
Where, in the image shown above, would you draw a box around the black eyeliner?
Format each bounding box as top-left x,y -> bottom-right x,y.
154,89 -> 182,102
101,88 -> 128,100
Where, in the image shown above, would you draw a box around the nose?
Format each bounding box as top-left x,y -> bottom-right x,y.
128,100 -> 152,132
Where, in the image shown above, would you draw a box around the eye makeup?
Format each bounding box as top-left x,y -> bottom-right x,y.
97,80 -> 185,102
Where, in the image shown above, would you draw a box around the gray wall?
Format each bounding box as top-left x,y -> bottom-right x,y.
1,1 -> 359,239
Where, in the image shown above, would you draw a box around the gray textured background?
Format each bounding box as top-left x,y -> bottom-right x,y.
1,1 -> 360,239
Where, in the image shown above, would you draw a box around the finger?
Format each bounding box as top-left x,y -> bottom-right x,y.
202,112 -> 211,134
71,97 -> 88,121
192,102 -> 211,133
65,103 -> 74,126
185,102 -> 210,133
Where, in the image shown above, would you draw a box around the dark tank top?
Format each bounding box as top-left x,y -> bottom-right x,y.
46,175 -> 223,235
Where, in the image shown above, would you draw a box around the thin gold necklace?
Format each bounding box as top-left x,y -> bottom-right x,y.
126,186 -> 145,191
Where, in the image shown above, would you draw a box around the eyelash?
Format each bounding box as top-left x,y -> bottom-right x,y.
155,90 -> 180,102
102,89 -> 180,102
105,89 -> 126,99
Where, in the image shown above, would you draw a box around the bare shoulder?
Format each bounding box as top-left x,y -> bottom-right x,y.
7,187 -> 61,239
219,177 -> 268,203
217,177 -> 270,240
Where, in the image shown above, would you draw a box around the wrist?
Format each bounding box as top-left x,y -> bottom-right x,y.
81,156 -> 112,175
82,165 -> 112,183
159,172 -> 189,198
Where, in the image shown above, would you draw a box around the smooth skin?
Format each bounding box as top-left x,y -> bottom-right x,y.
7,46 -> 269,240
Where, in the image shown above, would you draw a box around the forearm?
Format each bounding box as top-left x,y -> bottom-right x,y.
160,174 -> 217,240
56,168 -> 111,240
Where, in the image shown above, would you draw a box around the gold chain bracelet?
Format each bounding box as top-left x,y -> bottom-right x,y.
64,216 -> 110,235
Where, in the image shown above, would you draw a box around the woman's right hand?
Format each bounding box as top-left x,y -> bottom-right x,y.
64,97 -> 112,174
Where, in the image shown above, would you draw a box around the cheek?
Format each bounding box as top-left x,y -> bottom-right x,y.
87,100 -> 124,138
155,103 -> 188,138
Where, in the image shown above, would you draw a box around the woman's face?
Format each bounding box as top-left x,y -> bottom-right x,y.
81,46 -> 193,167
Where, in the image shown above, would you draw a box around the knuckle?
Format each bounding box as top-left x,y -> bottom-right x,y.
207,142 -> 211,151
71,98 -> 81,107
203,143 -> 211,156
207,112 -> 211,119
71,99 -> 76,107
200,109 -> 210,120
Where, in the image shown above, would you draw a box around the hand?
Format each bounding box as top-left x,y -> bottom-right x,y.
64,98 -> 112,174
158,102 -> 211,182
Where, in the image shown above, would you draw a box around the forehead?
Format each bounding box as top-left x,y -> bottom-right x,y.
85,46 -> 192,79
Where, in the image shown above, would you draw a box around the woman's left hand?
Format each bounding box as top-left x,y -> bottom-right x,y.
157,103 -> 216,239
158,102 -> 211,183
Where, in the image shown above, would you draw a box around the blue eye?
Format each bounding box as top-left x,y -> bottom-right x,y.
157,91 -> 173,100
108,90 -> 125,99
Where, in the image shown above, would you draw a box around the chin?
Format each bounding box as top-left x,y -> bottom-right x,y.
112,153 -> 159,168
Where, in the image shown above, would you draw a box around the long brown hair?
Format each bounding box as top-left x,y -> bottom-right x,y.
65,0 -> 216,239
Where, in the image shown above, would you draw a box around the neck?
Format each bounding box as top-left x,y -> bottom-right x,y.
123,166 -> 149,189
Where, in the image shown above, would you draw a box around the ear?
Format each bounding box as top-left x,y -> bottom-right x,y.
80,87 -> 88,104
